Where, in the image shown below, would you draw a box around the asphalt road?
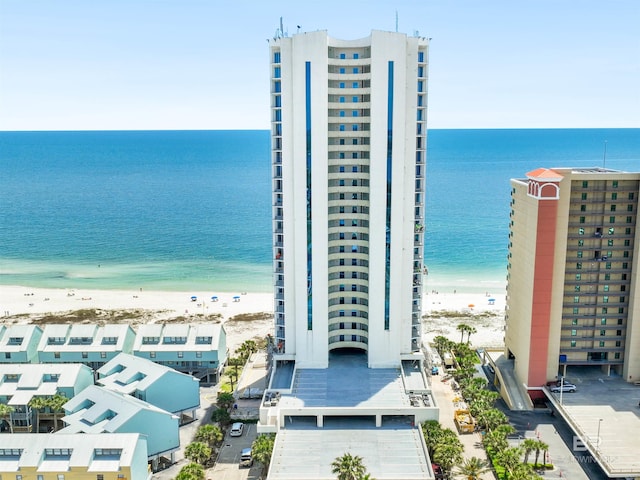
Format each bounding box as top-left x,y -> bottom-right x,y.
210,422 -> 263,480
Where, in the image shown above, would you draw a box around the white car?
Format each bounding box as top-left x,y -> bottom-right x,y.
550,384 -> 576,393
230,422 -> 244,437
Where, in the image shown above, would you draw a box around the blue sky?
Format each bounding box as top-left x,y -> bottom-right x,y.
1,0 -> 638,130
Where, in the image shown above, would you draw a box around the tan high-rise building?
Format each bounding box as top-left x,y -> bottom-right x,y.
505,167 -> 640,398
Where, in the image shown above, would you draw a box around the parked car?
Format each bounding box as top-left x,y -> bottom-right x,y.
550,384 -> 576,393
230,422 -> 244,437
432,463 -> 444,480
546,379 -> 575,388
239,447 -> 253,468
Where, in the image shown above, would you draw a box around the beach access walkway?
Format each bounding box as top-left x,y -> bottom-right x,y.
430,371 -> 493,479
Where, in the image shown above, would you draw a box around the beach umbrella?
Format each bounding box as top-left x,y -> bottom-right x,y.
233,295 -> 240,302
211,296 -> 218,302
191,296 -> 197,302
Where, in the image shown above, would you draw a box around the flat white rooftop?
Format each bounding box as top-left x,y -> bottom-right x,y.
268,417 -> 433,480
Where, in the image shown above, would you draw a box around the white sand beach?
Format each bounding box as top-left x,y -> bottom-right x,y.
0,285 -> 506,351
0,285 -> 275,353
422,290 -> 506,349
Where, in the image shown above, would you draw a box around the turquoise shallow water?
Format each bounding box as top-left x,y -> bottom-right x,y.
1,129 -> 638,292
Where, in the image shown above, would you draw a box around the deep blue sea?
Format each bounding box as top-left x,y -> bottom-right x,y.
1,129 -> 639,293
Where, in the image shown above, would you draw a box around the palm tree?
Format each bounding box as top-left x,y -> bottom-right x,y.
453,366 -> 477,382
510,463 -> 542,480
211,407 -> 231,425
495,446 -> 523,478
194,424 -> 223,448
236,340 -> 258,363
422,420 -> 445,457
482,430 -> 509,455
454,456 -> 490,480
28,396 -> 48,432
522,438 -> 538,465
457,323 -> 470,344
433,336 -> 455,357
476,407 -> 508,432
227,357 -> 244,391
216,392 -> 235,410
474,389 -> 500,407
331,453 -> 367,480
252,433 -> 276,475
466,326 -> 477,344
532,440 -> 549,468
175,462 -> 205,480
0,403 -> 14,433
494,424 -> 517,437
46,394 -> 68,432
184,442 -> 212,465
433,441 -> 464,479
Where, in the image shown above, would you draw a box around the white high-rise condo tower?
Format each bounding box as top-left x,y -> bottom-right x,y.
270,30 -> 429,368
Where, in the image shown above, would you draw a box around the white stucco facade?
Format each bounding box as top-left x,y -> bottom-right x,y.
270,30 -> 429,368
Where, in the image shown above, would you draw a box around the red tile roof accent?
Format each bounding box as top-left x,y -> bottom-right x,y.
526,168 -> 563,181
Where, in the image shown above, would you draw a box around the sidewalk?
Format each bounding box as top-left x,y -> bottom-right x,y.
430,373 -> 492,479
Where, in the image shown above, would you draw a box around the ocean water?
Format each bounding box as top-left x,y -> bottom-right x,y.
1,129 -> 639,293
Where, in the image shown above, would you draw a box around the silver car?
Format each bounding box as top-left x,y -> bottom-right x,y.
240,447 -> 253,468
550,384 -> 576,393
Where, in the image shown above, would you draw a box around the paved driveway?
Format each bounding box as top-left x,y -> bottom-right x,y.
210,422 -> 262,480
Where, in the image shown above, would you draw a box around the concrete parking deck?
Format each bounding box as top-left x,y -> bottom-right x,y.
268,417 -> 432,480
260,352 -> 438,479
545,367 -> 640,478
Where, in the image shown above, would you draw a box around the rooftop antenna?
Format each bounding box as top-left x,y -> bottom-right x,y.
280,17 -> 284,37
395,10 -> 399,32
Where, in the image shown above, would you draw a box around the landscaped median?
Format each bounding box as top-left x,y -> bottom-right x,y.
429,335 -> 554,479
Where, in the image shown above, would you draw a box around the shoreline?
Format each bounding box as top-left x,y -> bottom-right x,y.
0,285 -> 274,321
1,284 -> 506,351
